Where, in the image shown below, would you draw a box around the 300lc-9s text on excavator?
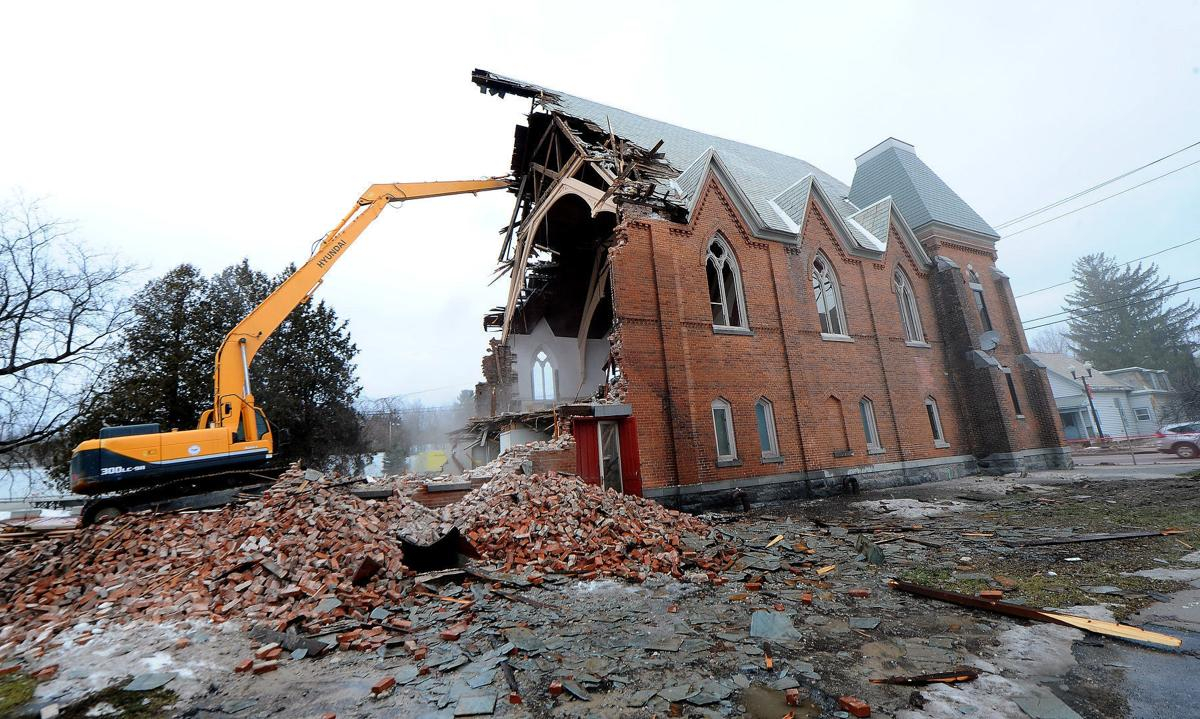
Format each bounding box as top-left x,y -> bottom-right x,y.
70,177 -> 511,524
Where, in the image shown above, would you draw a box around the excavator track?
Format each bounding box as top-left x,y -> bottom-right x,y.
80,465 -> 289,526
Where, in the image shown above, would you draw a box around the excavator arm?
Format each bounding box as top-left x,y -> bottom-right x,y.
209,178 -> 511,429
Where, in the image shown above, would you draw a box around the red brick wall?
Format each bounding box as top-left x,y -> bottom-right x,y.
529,446 -> 577,475
610,175 -> 1059,492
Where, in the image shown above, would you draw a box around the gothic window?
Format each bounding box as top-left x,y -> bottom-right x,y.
754,397 -> 779,459
967,269 -> 993,332
893,268 -> 925,343
531,349 -> 556,401
859,396 -> 881,452
706,236 -> 747,328
812,253 -> 846,335
711,397 -> 737,461
925,396 -> 946,445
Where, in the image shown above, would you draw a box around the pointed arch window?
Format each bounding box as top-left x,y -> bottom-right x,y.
925,396 -> 948,447
811,253 -> 846,336
754,397 -> 780,459
859,396 -> 882,453
893,268 -> 925,343
531,349 -> 556,402
711,397 -> 737,462
967,269 -> 993,333
706,236 -> 747,329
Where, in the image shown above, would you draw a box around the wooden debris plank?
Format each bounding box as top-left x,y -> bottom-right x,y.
888,579 -> 1181,648
1011,529 -> 1182,547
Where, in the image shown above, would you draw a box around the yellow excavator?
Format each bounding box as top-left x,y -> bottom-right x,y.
71,178 -> 510,523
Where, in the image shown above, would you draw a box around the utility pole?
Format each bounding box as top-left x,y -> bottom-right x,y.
1070,363 -> 1105,443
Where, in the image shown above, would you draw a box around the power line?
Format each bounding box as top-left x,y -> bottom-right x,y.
1002,158 -> 1200,238
1022,284 -> 1200,332
1014,235 -> 1200,298
1020,275 -> 1200,325
996,139 -> 1200,229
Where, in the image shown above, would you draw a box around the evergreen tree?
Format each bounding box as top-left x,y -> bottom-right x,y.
54,260 -> 368,480
1064,253 -> 1200,383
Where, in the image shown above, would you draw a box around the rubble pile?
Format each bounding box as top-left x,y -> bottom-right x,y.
449,472 -> 733,581
461,433 -> 576,481
0,459 -> 732,656
0,466 -> 437,653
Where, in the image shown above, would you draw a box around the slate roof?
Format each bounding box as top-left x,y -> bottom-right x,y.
472,70 -> 995,248
849,139 -> 999,239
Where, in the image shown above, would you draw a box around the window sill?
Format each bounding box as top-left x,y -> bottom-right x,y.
934,440 -> 950,449
716,458 -> 743,468
905,340 -> 931,349
760,454 -> 784,465
820,333 -> 854,343
713,325 -> 753,336
833,449 -> 854,458
867,446 -> 886,455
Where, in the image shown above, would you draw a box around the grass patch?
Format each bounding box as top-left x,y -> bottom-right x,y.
0,673 -> 36,716
57,682 -> 177,719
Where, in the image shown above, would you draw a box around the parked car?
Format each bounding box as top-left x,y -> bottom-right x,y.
1156,422 -> 1200,459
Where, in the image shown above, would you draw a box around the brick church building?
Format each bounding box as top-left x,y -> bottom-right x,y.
469,69 -> 1069,509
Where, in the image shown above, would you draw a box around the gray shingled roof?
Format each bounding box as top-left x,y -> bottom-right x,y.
474,70 -> 994,248
849,140 -> 999,239
541,88 -> 862,236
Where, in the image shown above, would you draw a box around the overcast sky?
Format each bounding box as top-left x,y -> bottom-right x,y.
4,1 -> 1198,405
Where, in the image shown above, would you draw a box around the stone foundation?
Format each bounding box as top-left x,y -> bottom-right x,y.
645,446 -> 1073,513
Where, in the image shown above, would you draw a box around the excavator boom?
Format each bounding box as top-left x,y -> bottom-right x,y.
70,176 -> 510,505
210,178 -> 510,428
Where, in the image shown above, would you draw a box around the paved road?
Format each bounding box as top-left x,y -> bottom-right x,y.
1069,451 -> 1200,477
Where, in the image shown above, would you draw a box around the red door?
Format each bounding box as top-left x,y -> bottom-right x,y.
573,418 -> 600,485
617,417 -> 643,496
571,416 -> 642,496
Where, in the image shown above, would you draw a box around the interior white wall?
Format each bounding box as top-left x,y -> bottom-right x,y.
509,318 -> 610,409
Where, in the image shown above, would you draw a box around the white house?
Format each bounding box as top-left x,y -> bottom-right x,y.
1031,352 -> 1174,441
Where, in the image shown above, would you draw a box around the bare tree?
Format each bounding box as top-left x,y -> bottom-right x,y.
0,196 -> 131,489
1028,326 -> 1075,356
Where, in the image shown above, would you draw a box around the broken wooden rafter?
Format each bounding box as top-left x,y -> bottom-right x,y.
888,579 -> 1182,648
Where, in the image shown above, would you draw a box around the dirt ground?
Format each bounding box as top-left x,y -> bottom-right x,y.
6,466 -> 1200,719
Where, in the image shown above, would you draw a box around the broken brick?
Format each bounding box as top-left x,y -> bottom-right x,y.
548,680 -> 564,696
371,676 -> 396,695
838,695 -> 871,717
980,590 -> 1004,601
251,660 -> 279,674
785,687 -> 801,706
233,659 -> 253,673
848,588 -> 871,598
255,643 -> 281,659
33,665 -> 58,680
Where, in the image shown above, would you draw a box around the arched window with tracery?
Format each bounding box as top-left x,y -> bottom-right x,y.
811,253 -> 846,335
531,349 -> 556,401
706,235 -> 747,329
893,268 -> 925,343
